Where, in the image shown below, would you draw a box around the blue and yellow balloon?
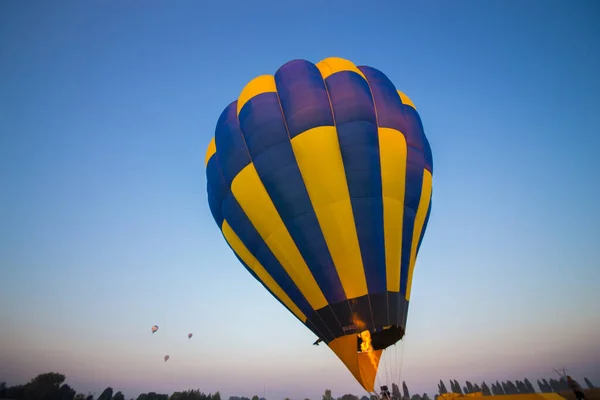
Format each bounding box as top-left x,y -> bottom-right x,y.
205,57 -> 433,392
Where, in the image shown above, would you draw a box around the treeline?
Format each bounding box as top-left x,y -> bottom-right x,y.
0,373 -> 223,400
432,376 -> 596,397
0,372 -> 597,400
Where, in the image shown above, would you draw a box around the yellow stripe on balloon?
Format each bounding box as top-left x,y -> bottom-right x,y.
291,126 -> 368,300
406,169 -> 432,300
377,127 -> 408,293
230,162 -> 328,310
221,219 -> 308,322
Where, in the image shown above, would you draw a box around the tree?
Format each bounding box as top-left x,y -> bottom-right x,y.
495,381 -> 504,395
538,379 -> 552,393
422,394 -> 431,400
450,381 -> 462,395
323,390 -> 334,400
584,378 -> 595,389
524,379 -> 536,393
481,382 -> 491,396
24,372 -> 66,400
252,396 -> 259,400
403,381 -> 410,400
57,384 -> 76,400
438,381 -> 448,395
98,387 -> 114,400
392,383 -> 401,400
74,395 -> 86,400
465,382 -> 475,394
114,391 -> 125,400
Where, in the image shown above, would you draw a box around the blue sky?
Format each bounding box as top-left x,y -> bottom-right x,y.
1,0 -> 599,399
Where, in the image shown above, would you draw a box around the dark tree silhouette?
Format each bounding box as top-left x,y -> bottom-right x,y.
403,381 -> 410,399
584,378 -> 595,389
448,381 -> 455,394
465,382 -> 474,394
22,372 -> 66,400
438,381 -> 448,395
496,381 -> 505,395
97,387 -> 114,400
392,383 -> 401,400
137,392 -> 169,400
524,379 -> 536,393
452,380 -> 462,395
480,382 -> 491,396
538,379 -> 552,393
323,389 -> 334,400
172,390 -> 219,400
57,384 -> 76,400
114,391 -> 125,400
422,394 -> 431,400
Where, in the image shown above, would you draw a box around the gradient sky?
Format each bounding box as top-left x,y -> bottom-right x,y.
1,1 -> 599,399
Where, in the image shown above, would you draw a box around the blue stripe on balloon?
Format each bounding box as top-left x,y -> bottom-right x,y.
214,101 -> 251,186
324,71 -> 387,296
206,155 -> 228,228
399,105 -> 426,296
274,59 -> 334,137
238,92 -> 347,305
416,197 -> 432,256
220,191 -> 318,325
358,66 -> 404,132
228,244 -> 324,339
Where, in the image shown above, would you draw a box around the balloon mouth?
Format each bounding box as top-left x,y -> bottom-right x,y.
356,325 -> 405,352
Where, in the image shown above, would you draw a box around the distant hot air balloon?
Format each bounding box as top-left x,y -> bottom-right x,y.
188,333 -> 193,339
151,325 -> 159,334
164,355 -> 169,362
205,57 -> 433,394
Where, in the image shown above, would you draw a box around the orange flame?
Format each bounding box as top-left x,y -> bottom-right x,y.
358,330 -> 379,373
359,330 -> 373,352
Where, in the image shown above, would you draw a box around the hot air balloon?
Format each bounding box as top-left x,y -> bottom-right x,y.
164,355 -> 170,362
188,333 -> 193,339
205,57 -> 433,394
151,325 -> 159,334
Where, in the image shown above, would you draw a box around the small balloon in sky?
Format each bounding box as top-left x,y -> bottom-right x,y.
151,325 -> 158,334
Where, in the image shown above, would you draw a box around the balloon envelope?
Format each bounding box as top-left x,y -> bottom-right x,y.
151,325 -> 158,334
205,57 -> 433,392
